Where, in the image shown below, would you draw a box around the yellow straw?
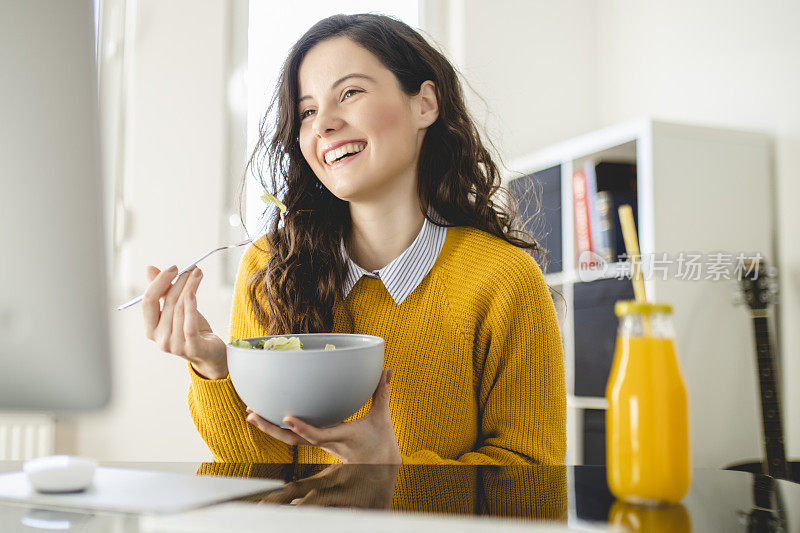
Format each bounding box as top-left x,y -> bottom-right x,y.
618,204 -> 651,335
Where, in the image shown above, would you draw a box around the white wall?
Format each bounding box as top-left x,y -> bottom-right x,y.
57,0 -> 236,461
60,0 -> 799,462
432,0 -> 799,460
593,0 -> 800,461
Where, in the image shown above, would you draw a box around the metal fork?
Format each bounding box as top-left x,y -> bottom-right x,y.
116,239 -> 252,310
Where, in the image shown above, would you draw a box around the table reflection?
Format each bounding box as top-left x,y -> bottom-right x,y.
259,464 -> 399,508
195,463 -> 799,532
0,461 -> 798,532
197,462 -> 568,520
609,501 -> 691,532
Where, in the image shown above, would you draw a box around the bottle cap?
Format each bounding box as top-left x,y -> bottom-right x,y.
614,301 -> 673,316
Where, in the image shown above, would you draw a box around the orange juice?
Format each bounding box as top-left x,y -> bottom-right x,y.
606,302 -> 690,505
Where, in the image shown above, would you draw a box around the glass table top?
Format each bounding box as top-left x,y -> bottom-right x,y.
0,462 -> 797,532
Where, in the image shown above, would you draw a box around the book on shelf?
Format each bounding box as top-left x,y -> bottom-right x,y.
596,161 -> 638,261
572,161 -> 638,267
572,167 -> 594,268
595,191 -> 616,262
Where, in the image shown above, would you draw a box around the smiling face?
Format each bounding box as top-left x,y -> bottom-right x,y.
297,37 -> 433,204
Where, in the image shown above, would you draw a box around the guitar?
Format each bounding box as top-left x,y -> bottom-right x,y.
737,259 -> 789,480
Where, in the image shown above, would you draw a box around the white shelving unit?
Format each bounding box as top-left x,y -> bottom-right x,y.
503,117 -> 775,467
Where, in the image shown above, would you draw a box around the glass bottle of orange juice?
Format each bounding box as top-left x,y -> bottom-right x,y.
606,301 -> 690,505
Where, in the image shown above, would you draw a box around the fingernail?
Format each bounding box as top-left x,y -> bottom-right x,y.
168,265 -> 178,272
283,417 -> 294,428
193,268 -> 202,277
386,368 -> 392,384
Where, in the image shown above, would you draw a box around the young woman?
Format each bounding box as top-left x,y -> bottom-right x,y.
142,14 -> 565,465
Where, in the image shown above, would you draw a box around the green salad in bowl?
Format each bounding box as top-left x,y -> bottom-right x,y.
230,336 -> 335,351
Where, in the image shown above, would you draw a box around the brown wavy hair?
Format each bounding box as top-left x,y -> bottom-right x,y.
243,13 -> 543,335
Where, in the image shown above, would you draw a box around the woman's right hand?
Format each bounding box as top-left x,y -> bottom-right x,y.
142,265 -> 228,380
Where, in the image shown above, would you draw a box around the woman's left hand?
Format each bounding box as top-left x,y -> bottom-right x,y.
246,368 -> 401,464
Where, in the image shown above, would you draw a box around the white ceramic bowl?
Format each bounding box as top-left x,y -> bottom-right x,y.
227,333 -> 385,428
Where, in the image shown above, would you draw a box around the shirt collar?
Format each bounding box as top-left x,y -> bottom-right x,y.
341,214 -> 448,305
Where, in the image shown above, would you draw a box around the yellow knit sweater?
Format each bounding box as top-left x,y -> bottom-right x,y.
188,226 -> 566,465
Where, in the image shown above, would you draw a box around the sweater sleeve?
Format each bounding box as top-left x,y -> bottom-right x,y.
402,253 -> 566,465
187,239 -> 293,462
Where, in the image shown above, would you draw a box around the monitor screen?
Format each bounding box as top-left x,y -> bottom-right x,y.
0,0 -> 111,410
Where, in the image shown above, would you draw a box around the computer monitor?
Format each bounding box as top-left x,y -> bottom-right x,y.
0,0 -> 111,410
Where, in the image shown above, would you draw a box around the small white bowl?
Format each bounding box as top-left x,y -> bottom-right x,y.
227,333 -> 385,428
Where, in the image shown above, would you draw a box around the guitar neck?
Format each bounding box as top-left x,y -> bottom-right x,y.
750,314 -> 788,479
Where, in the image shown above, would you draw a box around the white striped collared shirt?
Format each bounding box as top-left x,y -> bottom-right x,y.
341,216 -> 449,305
